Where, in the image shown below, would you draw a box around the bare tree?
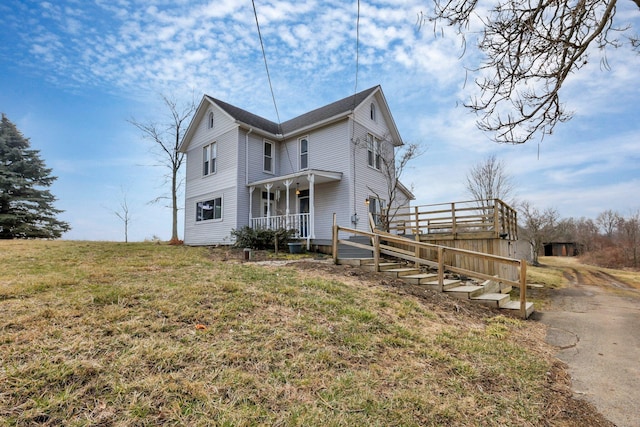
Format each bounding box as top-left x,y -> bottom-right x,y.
596,209 -> 621,238
518,201 -> 559,265
617,210 -> 640,268
129,95 -> 195,243
112,187 -> 132,243
465,154 -> 516,207
425,0 -> 640,144
367,137 -> 423,232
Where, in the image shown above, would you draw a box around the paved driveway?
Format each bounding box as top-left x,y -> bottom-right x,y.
533,272 -> 640,427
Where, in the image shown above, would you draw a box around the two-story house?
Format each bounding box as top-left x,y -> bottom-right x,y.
178,85 -> 414,246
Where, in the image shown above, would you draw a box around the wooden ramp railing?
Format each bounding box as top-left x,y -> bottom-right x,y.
388,198 -> 518,241
332,213 -> 529,319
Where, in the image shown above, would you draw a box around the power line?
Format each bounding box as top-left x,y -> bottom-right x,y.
352,0 -> 361,216
252,0 -> 281,127
251,0 -> 294,172
353,0 -> 361,105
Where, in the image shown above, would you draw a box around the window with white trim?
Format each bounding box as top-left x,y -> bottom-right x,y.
263,140 -> 274,173
299,137 -> 308,170
367,133 -> 381,170
208,111 -> 214,129
196,197 -> 222,221
370,103 -> 377,121
203,142 -> 217,176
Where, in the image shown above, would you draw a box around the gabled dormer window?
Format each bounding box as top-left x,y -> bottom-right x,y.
263,140 -> 274,173
208,111 -> 214,129
299,137 -> 308,170
370,103 -> 377,122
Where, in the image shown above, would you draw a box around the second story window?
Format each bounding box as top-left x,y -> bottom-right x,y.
203,142 -> 217,176
208,111 -> 214,129
299,137 -> 308,170
367,134 -> 381,170
263,140 -> 274,173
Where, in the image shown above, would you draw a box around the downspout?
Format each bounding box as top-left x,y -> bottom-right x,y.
245,128 -> 253,186
246,128 -> 253,226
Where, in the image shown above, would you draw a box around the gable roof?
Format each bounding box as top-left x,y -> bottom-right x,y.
204,96 -> 281,135
280,86 -> 379,134
180,85 -> 399,151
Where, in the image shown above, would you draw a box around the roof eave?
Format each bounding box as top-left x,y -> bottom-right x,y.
282,111 -> 351,138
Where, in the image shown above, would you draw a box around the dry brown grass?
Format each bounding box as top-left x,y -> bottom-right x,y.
0,241 -> 611,426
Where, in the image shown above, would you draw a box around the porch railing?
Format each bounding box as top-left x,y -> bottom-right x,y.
250,213 -> 311,239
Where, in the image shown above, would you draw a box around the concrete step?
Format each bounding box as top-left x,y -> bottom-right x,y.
471,293 -> 510,308
501,301 -> 535,319
382,268 -> 421,278
399,273 -> 438,285
444,285 -> 485,299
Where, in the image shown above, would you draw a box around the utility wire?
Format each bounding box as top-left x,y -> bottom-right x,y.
352,0 -> 361,110
252,0 -> 281,128
252,0 -> 294,173
352,0 -> 361,216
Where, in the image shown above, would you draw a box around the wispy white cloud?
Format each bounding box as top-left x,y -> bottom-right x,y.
2,0 -> 639,242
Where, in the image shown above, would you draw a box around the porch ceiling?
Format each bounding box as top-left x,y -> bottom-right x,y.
248,169 -> 342,188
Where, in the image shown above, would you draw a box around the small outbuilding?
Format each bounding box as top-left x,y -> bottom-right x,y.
543,242 -> 580,257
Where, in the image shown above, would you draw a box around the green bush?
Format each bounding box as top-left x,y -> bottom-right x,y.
230,226 -> 297,250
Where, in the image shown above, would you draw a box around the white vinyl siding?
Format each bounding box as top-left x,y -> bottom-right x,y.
183,105 -> 240,245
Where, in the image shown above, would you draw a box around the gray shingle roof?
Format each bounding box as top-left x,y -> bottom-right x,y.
205,96 -> 281,134
281,85 -> 379,134
206,85 -> 380,136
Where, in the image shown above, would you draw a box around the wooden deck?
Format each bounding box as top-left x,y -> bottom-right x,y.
388,199 -> 518,241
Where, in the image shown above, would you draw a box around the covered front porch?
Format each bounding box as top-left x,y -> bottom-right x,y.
248,169 -> 342,245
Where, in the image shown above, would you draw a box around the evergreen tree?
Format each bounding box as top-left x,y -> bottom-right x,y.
0,114 -> 70,239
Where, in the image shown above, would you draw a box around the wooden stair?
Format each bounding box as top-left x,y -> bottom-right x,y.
339,257 -> 535,318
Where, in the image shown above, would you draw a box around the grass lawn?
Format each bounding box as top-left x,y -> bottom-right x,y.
0,241 -> 606,426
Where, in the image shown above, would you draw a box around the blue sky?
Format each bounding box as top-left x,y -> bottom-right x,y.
1,0 -> 639,241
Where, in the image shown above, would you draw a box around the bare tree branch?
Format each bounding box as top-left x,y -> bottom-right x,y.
129,94 -> 195,242
427,0 -> 639,144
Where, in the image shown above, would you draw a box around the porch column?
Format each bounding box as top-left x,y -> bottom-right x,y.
265,184 -> 273,219
249,186 -> 255,226
307,174 -> 315,239
284,179 -> 292,229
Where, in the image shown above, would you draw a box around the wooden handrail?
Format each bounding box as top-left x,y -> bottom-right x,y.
332,218 -> 528,318
388,198 -> 518,240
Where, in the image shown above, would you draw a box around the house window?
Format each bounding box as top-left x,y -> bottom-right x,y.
263,140 -> 274,173
196,197 -> 222,221
299,137 -> 308,170
208,111 -> 214,129
370,103 -> 377,121
203,142 -> 217,176
368,196 -> 385,226
367,134 -> 381,170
